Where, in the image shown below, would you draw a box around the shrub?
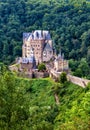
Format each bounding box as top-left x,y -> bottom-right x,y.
59,72 -> 67,84
38,63 -> 46,71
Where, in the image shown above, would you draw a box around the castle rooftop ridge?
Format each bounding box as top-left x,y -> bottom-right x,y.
23,30 -> 51,41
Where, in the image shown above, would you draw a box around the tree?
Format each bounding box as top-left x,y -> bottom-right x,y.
13,46 -> 22,57
74,68 -> 83,77
69,59 -> 79,72
87,48 -> 90,65
0,71 -> 29,129
59,72 -> 67,84
78,58 -> 89,77
38,63 -> 46,71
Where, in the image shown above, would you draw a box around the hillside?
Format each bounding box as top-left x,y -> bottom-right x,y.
0,69 -> 90,130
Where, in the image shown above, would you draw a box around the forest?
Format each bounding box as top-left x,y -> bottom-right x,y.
0,0 -> 90,78
0,64 -> 90,130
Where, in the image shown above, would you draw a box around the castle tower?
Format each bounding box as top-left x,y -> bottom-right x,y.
54,50 -> 69,72
29,39 -> 45,64
22,30 -> 53,65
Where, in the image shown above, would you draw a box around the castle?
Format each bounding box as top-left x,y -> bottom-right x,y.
18,30 -> 69,72
9,30 -> 90,87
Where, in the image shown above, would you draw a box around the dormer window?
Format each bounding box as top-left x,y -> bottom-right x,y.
43,51 -> 47,56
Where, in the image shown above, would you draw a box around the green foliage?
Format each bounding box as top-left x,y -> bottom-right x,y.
59,72 -> 67,84
0,71 -> 29,129
69,59 -> 90,79
0,70 -> 57,129
73,58 -> 90,78
0,68 -> 90,129
0,62 -> 8,74
54,82 -> 90,130
38,63 -> 46,71
51,83 -> 63,94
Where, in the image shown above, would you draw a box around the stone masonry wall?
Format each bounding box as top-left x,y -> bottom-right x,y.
49,69 -> 90,88
67,74 -> 90,88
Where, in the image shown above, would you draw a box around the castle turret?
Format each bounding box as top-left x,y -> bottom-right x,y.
54,50 -> 69,72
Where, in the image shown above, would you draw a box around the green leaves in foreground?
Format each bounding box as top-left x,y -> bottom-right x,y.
0,70 -> 90,130
0,72 -> 29,130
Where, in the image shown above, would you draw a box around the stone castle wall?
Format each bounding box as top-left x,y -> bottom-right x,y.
18,71 -> 49,79
20,63 -> 33,70
49,69 -> 90,88
67,74 -> 90,88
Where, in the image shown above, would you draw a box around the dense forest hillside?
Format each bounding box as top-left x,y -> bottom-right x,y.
0,66 -> 90,130
0,0 -> 90,77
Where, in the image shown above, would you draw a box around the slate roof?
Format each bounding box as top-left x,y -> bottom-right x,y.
22,57 -> 36,64
44,43 -> 53,51
23,30 -> 51,41
23,33 -> 31,40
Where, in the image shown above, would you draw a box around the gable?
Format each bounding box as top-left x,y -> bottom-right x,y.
43,43 -> 53,52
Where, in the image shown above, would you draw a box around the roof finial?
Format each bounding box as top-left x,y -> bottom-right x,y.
57,46 -> 63,59
59,48 -> 62,56
62,53 -> 64,60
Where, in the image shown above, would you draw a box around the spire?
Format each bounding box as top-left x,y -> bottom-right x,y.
58,48 -> 62,59
59,48 -> 62,56
62,53 -> 64,60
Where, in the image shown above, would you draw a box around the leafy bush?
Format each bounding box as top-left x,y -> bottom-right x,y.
59,72 -> 67,84
38,63 -> 46,71
1,69 -> 90,130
